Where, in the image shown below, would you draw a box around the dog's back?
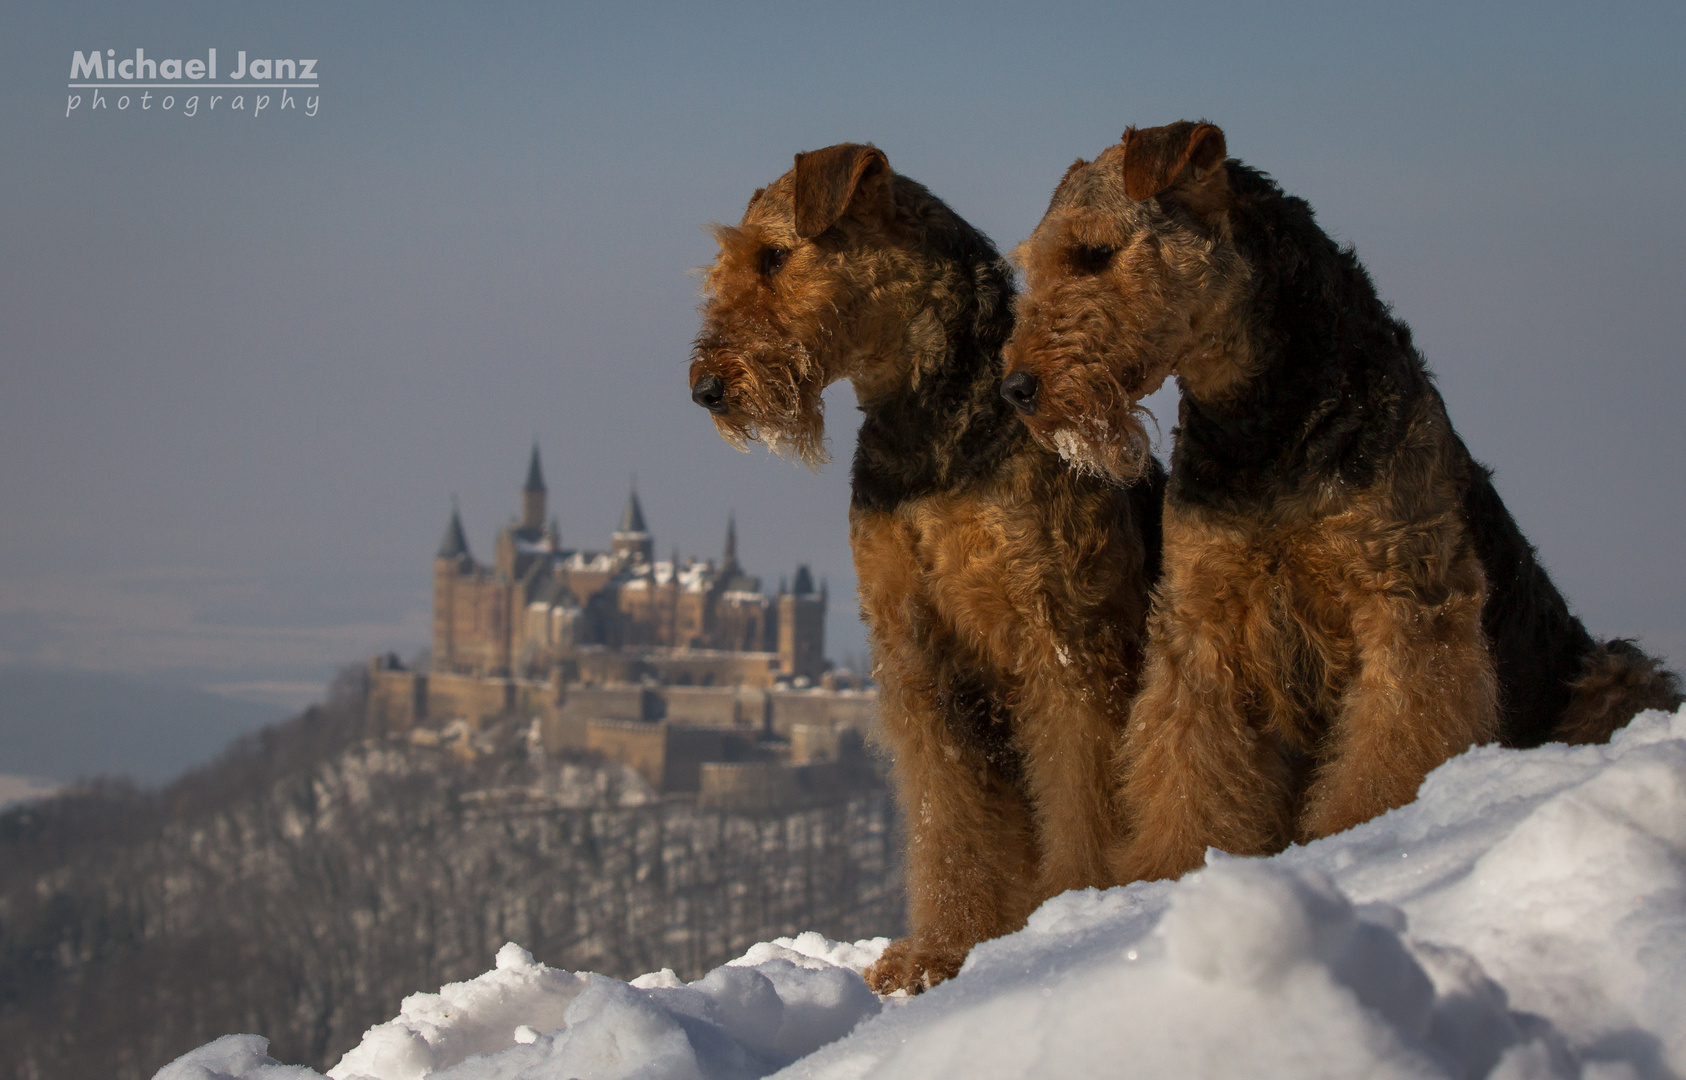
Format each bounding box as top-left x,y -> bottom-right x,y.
1462,457 -> 1681,744
1221,164 -> 1679,748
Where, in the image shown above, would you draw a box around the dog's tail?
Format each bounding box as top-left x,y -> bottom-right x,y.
1553,639 -> 1683,745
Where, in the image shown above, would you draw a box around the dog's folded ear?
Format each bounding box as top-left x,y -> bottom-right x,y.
1121,122 -> 1227,202
793,143 -> 892,239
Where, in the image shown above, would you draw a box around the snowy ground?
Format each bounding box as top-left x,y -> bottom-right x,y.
156,705 -> 1686,1080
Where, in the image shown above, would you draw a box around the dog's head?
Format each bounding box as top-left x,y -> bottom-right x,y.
1002,121 -> 1252,482
690,143 -> 923,467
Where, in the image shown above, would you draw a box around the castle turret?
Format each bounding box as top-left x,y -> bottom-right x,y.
433,503 -> 473,673
521,442 -> 547,531
611,485 -> 654,564
778,563 -> 826,680
723,513 -> 738,570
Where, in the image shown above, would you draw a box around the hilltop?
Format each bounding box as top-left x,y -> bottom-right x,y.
0,671 -> 898,1080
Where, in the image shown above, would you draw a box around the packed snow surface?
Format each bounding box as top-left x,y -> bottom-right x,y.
156,706 -> 1686,1080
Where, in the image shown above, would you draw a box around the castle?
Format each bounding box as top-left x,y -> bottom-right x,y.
430,444 -> 827,687
367,448 -> 877,804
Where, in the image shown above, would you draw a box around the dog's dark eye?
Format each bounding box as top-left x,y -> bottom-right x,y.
759,246 -> 790,277
1069,244 -> 1116,275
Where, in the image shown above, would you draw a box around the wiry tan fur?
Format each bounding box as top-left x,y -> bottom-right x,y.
1121,412 -> 1498,877
689,145 -> 1163,991
1004,121 -> 1678,885
851,457 -> 1152,989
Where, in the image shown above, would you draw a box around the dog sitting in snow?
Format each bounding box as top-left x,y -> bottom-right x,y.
1000,120 -> 1682,884
688,143 -> 1165,992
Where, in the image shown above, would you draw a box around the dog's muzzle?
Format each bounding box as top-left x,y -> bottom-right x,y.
1001,371 -> 1039,416
691,374 -> 729,414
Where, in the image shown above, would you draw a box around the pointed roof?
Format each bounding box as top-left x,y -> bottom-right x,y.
792,564 -> 816,595
617,488 -> 648,534
523,442 -> 546,493
724,513 -> 738,564
437,504 -> 471,559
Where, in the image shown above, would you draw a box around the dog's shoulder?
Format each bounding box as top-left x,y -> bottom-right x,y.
1168,171 -> 1433,513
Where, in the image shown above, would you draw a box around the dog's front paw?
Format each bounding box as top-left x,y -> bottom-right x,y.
863,937 -> 966,995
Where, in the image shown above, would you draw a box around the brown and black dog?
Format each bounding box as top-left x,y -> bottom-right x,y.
1002,121 -> 1681,884
688,144 -> 1164,991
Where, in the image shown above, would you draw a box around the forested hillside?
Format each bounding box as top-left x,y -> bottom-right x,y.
0,672 -> 900,1080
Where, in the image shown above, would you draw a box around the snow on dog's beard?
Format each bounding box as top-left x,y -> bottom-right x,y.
687,336 -> 830,468
1021,354 -> 1161,484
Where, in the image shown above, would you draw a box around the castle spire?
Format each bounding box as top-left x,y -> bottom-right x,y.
520,442 -> 546,529
618,486 -> 648,535
723,512 -> 738,567
611,480 -> 654,563
523,441 -> 546,494
437,501 -> 471,559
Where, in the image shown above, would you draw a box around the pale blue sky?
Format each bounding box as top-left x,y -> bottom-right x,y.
3,1 -> 1683,717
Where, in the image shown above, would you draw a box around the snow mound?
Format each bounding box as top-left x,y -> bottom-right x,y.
307,937 -> 883,1080
326,943 -> 591,1080
154,1034 -> 319,1080
154,706 -> 1686,1080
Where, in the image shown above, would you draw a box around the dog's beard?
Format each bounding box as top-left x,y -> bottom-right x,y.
694,340 -> 830,468
1044,409 -> 1155,484
1028,362 -> 1159,484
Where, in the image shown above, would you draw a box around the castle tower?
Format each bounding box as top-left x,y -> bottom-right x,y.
433,503 -> 473,672
521,442 -> 547,531
611,484 -> 654,564
723,512 -> 738,571
778,564 -> 826,680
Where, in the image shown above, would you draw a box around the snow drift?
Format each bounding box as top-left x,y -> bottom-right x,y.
155,705 -> 1686,1080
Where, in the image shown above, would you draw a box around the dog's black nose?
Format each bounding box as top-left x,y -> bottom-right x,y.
1001,371 -> 1039,416
691,374 -> 729,414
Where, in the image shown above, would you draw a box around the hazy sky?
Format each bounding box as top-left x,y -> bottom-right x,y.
3,1 -> 1683,714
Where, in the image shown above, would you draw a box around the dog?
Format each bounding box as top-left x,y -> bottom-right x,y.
1001,121 -> 1682,883
688,143 -> 1165,990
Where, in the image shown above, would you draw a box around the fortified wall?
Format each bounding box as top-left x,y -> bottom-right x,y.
368,655 -> 879,803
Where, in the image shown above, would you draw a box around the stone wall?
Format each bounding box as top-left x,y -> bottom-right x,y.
768,689 -> 879,738
697,762 -> 799,809
662,686 -> 775,729
426,670 -> 517,722
648,650 -> 781,690
585,719 -> 670,789
366,662 -> 425,735
370,658 -> 882,801
581,720 -> 768,793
